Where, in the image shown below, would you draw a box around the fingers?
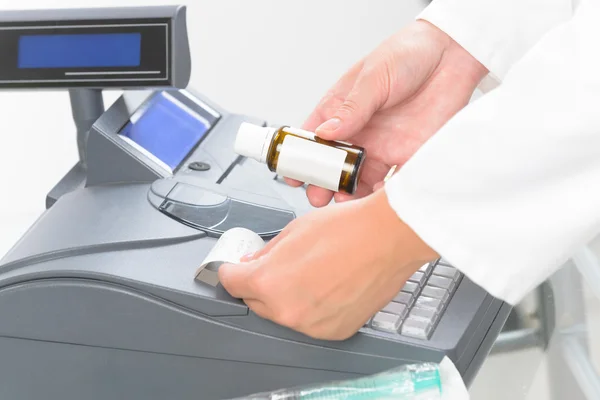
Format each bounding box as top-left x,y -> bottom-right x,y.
220,230 -> 289,300
218,260 -> 261,299
283,177 -> 304,187
286,56 -> 392,200
316,61 -> 391,141
219,260 -> 279,327
333,182 -> 373,203
219,231 -> 290,318
287,60 -> 371,196
307,157 -> 390,206
244,299 -> 273,321
306,185 -> 334,207
283,61 -> 361,191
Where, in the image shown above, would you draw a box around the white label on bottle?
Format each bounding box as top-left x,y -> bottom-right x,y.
195,228 -> 265,286
276,135 -> 347,192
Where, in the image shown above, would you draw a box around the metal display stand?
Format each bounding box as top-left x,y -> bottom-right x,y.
490,250 -> 600,399
69,89 -> 105,169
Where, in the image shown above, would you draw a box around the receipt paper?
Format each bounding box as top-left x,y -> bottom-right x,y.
195,227 -> 265,286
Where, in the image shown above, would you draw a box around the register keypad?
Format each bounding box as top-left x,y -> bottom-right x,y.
366,259 -> 462,340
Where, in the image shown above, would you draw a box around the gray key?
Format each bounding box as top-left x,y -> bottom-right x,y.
419,263 -> 433,275
422,286 -> 450,303
415,296 -> 443,313
428,276 -> 455,292
401,316 -> 433,340
433,265 -> 461,281
372,312 -> 402,333
409,271 -> 427,287
410,307 -> 438,323
401,281 -> 419,294
437,258 -> 452,267
383,302 -> 408,319
393,291 -> 415,307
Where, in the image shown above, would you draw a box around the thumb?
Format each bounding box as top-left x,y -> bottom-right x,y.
218,260 -> 260,299
315,63 -> 390,140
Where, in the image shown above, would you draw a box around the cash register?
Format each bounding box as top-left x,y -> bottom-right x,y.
0,6 -> 512,400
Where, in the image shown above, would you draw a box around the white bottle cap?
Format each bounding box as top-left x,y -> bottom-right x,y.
234,122 -> 276,163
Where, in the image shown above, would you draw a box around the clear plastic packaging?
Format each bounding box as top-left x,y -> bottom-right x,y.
226,362 -> 442,400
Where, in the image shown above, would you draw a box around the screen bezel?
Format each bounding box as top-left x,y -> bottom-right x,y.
117,90 -> 222,174
0,18 -> 171,88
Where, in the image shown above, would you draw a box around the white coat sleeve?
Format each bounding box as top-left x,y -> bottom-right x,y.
418,0 -> 573,90
385,0 -> 600,306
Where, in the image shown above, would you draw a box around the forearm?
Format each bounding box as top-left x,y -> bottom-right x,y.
386,1 -> 600,305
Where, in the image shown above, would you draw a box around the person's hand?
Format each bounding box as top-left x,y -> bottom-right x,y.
287,20 -> 488,207
218,189 -> 438,340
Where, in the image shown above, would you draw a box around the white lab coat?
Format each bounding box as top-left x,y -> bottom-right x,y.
385,0 -> 600,305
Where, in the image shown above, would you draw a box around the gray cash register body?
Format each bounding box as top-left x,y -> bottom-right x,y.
0,5 -> 511,400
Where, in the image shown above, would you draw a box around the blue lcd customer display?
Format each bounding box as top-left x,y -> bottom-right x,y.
18,33 -> 142,69
120,92 -> 211,170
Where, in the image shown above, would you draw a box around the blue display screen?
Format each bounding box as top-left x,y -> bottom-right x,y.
120,93 -> 210,171
18,33 -> 142,69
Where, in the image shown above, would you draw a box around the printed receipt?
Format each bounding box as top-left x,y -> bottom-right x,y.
195,227 -> 265,286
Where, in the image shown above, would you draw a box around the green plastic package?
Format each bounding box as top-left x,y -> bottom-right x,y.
227,362 -> 442,400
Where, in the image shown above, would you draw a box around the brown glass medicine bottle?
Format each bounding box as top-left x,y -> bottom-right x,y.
234,123 -> 366,194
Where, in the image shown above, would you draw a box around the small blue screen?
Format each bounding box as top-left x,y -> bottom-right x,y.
120,93 -> 210,170
18,33 -> 142,69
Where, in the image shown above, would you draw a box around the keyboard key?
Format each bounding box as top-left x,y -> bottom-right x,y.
372,312 -> 402,333
422,286 -> 450,303
401,316 -> 433,340
437,258 -> 452,267
410,307 -> 438,323
428,276 -> 455,292
433,265 -> 461,281
419,263 -> 433,275
401,281 -> 419,294
409,271 -> 427,287
415,296 -> 443,313
383,302 -> 408,319
393,292 -> 415,307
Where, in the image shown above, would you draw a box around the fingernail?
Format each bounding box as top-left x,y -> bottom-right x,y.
316,118 -> 341,134
240,252 -> 255,262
